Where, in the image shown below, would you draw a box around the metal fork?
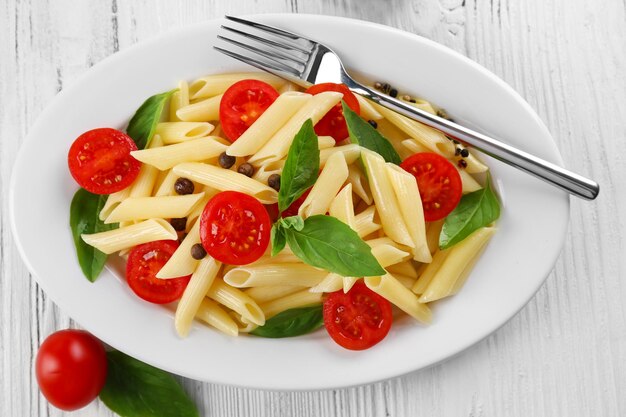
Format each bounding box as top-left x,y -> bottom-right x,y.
215,16 -> 599,200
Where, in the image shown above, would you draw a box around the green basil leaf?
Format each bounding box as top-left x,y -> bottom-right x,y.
279,215 -> 304,231
100,351 -> 198,417
69,189 -> 118,282
250,305 -> 324,338
278,119 -> 319,213
439,176 -> 500,249
127,89 -> 176,149
343,101 -> 401,165
271,223 -> 286,256
284,215 -> 385,277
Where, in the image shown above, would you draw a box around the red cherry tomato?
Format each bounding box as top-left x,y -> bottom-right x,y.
305,83 -> 360,143
126,240 -> 191,304
36,330 -> 107,411
219,79 -> 279,142
400,152 -> 463,221
200,191 -> 271,265
280,188 -> 312,218
323,282 -> 393,350
68,128 -> 141,195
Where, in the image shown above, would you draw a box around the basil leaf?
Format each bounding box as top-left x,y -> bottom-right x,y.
343,101 -> 401,165
439,176 -> 500,249
284,215 -> 385,277
250,305 -> 324,338
279,215 -> 304,231
100,351 -> 198,417
69,189 -> 118,282
278,119 -> 319,213
271,223 -> 286,256
127,90 -> 176,149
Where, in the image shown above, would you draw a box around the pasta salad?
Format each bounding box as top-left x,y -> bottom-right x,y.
67,73 -> 500,350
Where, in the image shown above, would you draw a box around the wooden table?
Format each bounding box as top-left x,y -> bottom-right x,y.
1,1 -> 624,416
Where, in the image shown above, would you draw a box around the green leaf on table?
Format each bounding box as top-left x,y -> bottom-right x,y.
99,351 -> 199,417
439,175 -> 500,249
250,305 -> 324,338
278,119 -> 319,213
127,89 -> 176,149
343,101 -> 401,165
284,215 -> 385,277
69,188 -> 118,282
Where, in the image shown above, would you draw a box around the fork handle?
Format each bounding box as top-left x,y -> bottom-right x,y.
347,82 -> 599,200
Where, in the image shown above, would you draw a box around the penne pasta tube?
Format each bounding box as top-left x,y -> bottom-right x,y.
401,138 -> 431,155
207,280 -> 265,326
248,91 -> 343,166
387,260 -> 419,279
355,95 -> 383,121
343,277 -> 359,293
419,227 -> 496,303
81,219 -> 176,254
189,72 -> 285,100
362,150 -> 414,247
156,218 -> 201,279
394,274 -> 417,290
168,80 -> 189,122
252,161 -> 283,184
131,137 -> 227,170
226,92 -> 312,157
185,187 -> 219,231
223,264 -> 327,288
244,285 -> 302,304
457,166 -> 483,193
412,249 -> 450,294
320,144 -> 361,167
228,311 -> 258,333
99,188 -> 130,221
370,241 -> 412,267
156,122 -> 214,144
176,94 -> 222,122
318,135 -> 336,150
172,162 -> 278,204
299,151 -> 349,218
354,205 -> 381,238
196,299 -> 239,337
425,220 -> 445,255
104,193 -> 205,224
259,289 -> 323,319
365,274 -> 432,324
386,164 -> 432,262
129,135 -> 163,198
329,184 -> 356,229
347,164 -> 373,205
175,257 -> 222,337
464,151 -> 489,173
309,273 -> 344,293
153,169 -> 178,196
278,82 -> 300,93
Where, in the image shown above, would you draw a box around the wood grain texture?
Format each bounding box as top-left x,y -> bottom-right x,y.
1,0 -> 624,416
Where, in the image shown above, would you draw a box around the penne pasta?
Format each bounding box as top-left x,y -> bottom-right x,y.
104,193 -> 205,224
176,94 -> 222,122
355,95 -> 383,121
189,72 -> 285,100
425,220 -> 445,255
244,285 -> 302,304
347,164 -> 373,205
259,289 -> 323,319
129,135 -> 163,198
196,299 -> 239,337
328,184 -> 356,229
354,205 -> 381,238
81,219 -> 176,254
131,137 -> 227,170
309,273 -> 344,293
299,152 -> 349,218
155,122 -> 214,144
365,274 -> 432,324
168,80 -> 189,122
172,162 -> 278,204
320,143 -> 361,167
156,218 -> 201,279
412,249 -> 450,294
387,260 -> 419,279
99,188 -> 130,221
223,264 -> 327,288
207,280 -> 265,326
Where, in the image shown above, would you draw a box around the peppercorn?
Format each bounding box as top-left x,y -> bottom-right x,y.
374,81 -> 383,90
389,88 -> 398,98
409,99 -> 416,103
380,83 -> 391,94
190,243 -> 207,260
455,147 -> 462,156
402,95 -> 412,101
268,174 -> 281,191
237,163 -> 255,177
460,148 -> 469,158
218,152 -> 236,169
368,120 -> 378,129
458,159 -> 468,169
174,177 -> 194,195
170,217 -> 187,231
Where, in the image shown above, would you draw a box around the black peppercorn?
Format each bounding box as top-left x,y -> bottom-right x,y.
368,120 -> 378,129
170,217 -> 187,231
458,159 -> 468,169
218,152 -> 236,169
237,163 -> 255,177
268,174 -> 281,191
455,147 -> 462,156
190,243 -> 207,260
460,148 -> 470,158
174,177 -> 194,195
374,81 -> 383,90
389,88 -> 398,98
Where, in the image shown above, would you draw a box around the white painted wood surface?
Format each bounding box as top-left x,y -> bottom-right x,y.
1,0 -> 624,416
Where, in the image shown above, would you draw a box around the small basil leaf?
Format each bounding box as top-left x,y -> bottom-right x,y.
99,351 -> 199,417
439,176 -> 500,249
127,89 -> 176,149
278,119 -> 319,213
279,215 -> 304,231
343,101 -> 401,165
271,223 -> 286,256
250,306 -> 324,338
285,215 -> 385,277
69,189 -> 118,282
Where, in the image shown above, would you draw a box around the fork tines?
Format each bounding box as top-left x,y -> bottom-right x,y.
215,16 -> 314,81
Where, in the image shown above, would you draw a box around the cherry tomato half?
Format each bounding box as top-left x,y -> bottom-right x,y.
400,152 -> 463,221
126,240 -> 191,304
323,282 -> 393,350
219,79 -> 280,142
280,188 -> 311,218
305,83 -> 360,143
68,128 -> 141,195
36,330 -> 107,411
200,191 -> 271,265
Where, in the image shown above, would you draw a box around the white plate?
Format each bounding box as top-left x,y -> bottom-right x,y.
10,14 -> 569,390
